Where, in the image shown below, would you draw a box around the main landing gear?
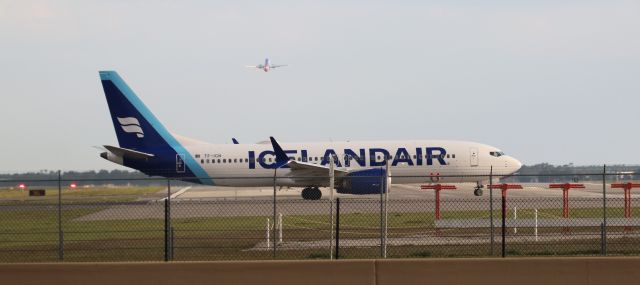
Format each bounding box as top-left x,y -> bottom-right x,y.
301,187 -> 322,200
474,183 -> 484,196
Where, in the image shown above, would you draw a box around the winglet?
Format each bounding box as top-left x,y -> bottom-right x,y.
232,138 -> 239,144
269,136 -> 291,168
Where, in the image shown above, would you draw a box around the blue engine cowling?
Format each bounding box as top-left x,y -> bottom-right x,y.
337,168 -> 388,195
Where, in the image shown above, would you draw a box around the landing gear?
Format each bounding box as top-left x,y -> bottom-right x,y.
301,187 -> 322,200
474,183 -> 484,196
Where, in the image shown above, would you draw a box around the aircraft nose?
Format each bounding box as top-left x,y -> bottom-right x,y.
511,157 -> 522,172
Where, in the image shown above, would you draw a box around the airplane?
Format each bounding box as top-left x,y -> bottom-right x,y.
245,58 -> 287,72
98,71 -> 522,200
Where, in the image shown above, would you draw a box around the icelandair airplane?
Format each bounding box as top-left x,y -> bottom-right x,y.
245,58 -> 287,72
98,71 -> 522,200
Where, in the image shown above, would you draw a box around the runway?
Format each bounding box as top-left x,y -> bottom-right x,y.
171,182 -> 630,200
71,183 -> 636,222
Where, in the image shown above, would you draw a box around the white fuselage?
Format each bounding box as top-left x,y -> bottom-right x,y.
175,135 -> 522,187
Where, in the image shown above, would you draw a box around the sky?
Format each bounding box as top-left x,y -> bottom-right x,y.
1,0 -> 639,172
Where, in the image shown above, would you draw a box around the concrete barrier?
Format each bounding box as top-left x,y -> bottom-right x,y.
1,257 -> 640,285
0,260 -> 375,285
375,257 -> 640,285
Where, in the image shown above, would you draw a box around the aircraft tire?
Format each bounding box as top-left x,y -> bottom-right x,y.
310,187 -> 322,200
301,188 -> 312,200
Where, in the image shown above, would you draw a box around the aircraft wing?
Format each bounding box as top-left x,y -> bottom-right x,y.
286,160 -> 348,174
270,64 -> 287,69
269,137 -> 348,184
245,65 -> 263,68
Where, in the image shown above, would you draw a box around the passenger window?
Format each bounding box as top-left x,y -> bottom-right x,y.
200,159 -> 204,164
206,159 -> 210,163
452,154 -> 456,158
223,159 -> 227,163
233,159 -> 237,163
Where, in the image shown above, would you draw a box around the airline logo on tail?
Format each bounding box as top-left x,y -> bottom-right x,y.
117,117 -> 144,138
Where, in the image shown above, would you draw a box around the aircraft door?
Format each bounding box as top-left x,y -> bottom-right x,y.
469,147 -> 479,167
176,154 -> 186,173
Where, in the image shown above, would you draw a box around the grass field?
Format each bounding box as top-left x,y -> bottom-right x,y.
1,198 -> 639,262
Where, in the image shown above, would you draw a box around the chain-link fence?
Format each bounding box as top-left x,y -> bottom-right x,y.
1,171 -> 639,262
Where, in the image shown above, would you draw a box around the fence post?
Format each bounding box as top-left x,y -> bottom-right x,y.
57,170 -> 64,261
383,159 -> 389,258
602,164 -> 607,256
489,166 -> 494,256
380,168 -> 384,258
272,169 -> 277,259
336,198 -> 340,260
501,188 -> 506,258
329,159 -> 335,260
164,179 -> 171,262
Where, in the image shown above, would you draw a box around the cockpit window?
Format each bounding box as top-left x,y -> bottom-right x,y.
490,151 -> 505,157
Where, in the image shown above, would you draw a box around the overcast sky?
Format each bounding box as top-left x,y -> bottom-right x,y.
1,0 -> 639,172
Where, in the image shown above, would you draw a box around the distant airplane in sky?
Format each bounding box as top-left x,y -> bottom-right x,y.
245,58 -> 287,72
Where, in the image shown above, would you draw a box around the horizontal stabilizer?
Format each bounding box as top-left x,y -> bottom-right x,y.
103,145 -> 154,160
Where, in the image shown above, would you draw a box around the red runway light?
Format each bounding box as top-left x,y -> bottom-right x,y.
18,183 -> 25,190
70,183 -> 77,189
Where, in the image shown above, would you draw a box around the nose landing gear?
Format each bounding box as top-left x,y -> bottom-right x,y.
474,183 -> 484,196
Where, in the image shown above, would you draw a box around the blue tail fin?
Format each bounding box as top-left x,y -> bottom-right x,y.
99,71 -> 212,184
100,71 -> 172,152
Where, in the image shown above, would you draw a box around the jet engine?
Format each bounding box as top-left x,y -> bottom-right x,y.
336,168 -> 390,195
